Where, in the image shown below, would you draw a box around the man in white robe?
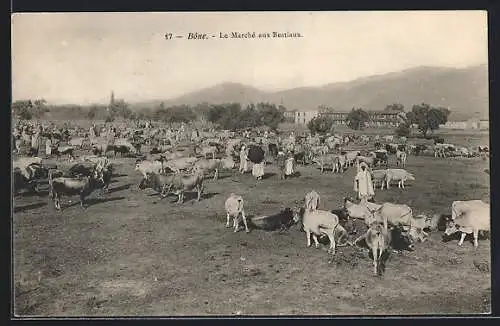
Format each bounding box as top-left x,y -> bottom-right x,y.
239,145 -> 249,173
354,162 -> 375,201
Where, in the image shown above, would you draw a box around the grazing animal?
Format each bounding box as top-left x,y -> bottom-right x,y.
385,143 -> 398,155
383,169 -> 415,189
332,155 -> 347,173
373,150 -> 389,167
138,172 -> 172,198
163,168 -> 205,204
443,202 -> 490,249
344,198 -> 382,221
304,190 -> 320,210
396,150 -> 407,167
313,154 -> 337,173
13,163 -> 48,195
451,200 -> 489,220
292,208 -> 348,254
54,145 -> 76,161
193,157 -> 234,180
135,160 -> 164,179
224,193 -> 249,233
48,168 -> 104,210
163,157 -> 199,173
13,157 -> 43,179
371,169 -> 387,189
196,145 -> 218,159
361,222 -> 392,275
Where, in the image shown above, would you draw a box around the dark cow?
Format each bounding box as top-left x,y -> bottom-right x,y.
268,143 -> 279,158
111,144 -> 132,157
48,168 -> 104,210
385,144 -> 397,155
68,161 -> 113,193
433,137 -> 445,144
374,151 -> 389,167
249,208 -> 296,231
13,164 -> 48,195
54,145 -> 76,161
414,144 -> 427,156
294,151 -> 307,165
374,142 -> 382,150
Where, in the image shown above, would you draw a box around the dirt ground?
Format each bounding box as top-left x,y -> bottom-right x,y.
13,137 -> 491,316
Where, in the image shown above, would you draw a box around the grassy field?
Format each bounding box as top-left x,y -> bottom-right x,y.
12,134 -> 491,316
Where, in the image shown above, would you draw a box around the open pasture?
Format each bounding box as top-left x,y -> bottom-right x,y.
13,135 -> 491,316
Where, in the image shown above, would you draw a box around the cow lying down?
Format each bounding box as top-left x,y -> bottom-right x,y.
249,208 -> 297,232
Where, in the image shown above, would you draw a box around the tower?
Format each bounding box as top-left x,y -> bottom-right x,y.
107,91 -> 115,113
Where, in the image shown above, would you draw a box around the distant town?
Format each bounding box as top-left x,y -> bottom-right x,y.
283,109 -> 489,130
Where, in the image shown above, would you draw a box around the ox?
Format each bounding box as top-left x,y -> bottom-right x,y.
444,202 -> 490,249
225,194 -> 249,233
48,168 -> 104,211
304,190 -> 320,211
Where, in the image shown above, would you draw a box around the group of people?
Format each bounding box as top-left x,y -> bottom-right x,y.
238,144 -> 297,181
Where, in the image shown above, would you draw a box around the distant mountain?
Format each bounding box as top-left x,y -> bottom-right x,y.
132,64 -> 489,121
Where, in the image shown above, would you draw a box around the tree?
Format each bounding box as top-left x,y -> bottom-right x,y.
409,103 -> 451,137
12,100 -> 34,120
87,105 -> 98,120
256,102 -> 284,130
384,103 -> 405,112
307,115 -> 334,134
346,108 -> 370,130
395,123 -> 410,137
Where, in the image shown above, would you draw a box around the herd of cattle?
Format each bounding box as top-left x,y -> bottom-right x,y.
12,121 -> 490,276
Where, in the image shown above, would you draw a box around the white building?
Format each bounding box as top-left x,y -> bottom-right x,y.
295,111 -> 319,124
440,121 -> 468,129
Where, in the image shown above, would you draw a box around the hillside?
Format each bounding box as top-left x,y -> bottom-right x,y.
133,64 -> 488,121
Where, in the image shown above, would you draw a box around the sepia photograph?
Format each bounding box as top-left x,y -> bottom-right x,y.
11,11 -> 490,316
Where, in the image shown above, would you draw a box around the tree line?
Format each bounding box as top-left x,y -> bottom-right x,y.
307,103 -> 451,138
11,99 -> 286,131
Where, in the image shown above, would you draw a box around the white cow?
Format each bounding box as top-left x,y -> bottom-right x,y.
396,150 -> 407,168
304,190 -> 320,210
444,203 -> 490,249
383,169 -> 415,189
451,200 -> 489,220
225,194 -> 249,233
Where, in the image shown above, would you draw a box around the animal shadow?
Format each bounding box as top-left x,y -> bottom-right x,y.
201,192 -> 219,200
16,189 -> 50,198
65,196 -> 126,208
14,202 -> 47,213
112,173 -> 128,178
106,183 -> 132,194
261,172 -> 276,180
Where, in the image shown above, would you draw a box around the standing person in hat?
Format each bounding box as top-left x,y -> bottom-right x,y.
239,145 -> 249,174
354,161 -> 375,202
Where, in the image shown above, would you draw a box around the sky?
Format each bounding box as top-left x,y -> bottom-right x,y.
11,11 -> 488,105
